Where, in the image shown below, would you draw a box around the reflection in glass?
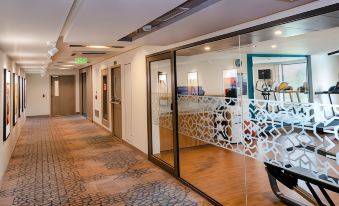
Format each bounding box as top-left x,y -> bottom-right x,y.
150,59 -> 174,166
176,36 -> 247,205
174,10 -> 339,205
251,56 -> 309,103
239,10 -> 339,205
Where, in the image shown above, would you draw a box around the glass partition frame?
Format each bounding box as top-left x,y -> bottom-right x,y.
147,51 -> 179,176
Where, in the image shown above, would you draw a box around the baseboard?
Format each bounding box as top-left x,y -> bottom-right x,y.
90,120 -> 147,157
92,121 -> 111,133
119,138 -> 148,158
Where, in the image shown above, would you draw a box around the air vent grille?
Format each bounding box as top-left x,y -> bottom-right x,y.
69,45 -> 84,47
157,7 -> 189,22
81,52 -> 106,55
118,0 -> 221,42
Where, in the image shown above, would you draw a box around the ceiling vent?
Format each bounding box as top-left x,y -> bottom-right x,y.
69,45 -> 124,49
119,0 -> 221,42
157,7 -> 190,22
69,45 -> 84,47
81,51 -> 106,55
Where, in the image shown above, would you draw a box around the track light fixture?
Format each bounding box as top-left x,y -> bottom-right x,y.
46,41 -> 59,57
48,47 -> 59,57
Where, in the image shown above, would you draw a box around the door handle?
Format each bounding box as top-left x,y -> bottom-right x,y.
111,101 -> 121,105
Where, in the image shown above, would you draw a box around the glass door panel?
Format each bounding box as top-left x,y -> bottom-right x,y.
176,36 -> 247,205
149,58 -> 175,167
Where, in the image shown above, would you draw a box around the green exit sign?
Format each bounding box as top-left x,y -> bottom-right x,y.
75,57 -> 88,65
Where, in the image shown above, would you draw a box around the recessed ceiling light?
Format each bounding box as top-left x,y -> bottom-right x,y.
204,46 -> 211,51
58,67 -> 73,70
252,45 -> 257,48
271,44 -> 277,49
274,30 -> 282,35
86,45 -> 110,49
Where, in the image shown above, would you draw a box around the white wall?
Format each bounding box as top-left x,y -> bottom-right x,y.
92,46 -> 161,153
0,49 -> 26,183
26,69 -> 80,116
177,53 -> 241,96
312,54 -> 339,105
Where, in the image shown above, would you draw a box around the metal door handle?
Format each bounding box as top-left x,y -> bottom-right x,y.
111,100 -> 121,105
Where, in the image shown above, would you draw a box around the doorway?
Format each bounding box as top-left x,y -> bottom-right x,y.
51,75 -> 76,116
111,66 -> 122,139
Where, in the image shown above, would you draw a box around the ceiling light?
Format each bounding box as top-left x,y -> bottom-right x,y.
61,64 -> 74,67
204,46 -> 211,51
252,45 -> 257,48
274,30 -> 282,35
58,67 -> 73,70
86,45 -> 110,49
142,25 -> 152,32
271,44 -> 277,49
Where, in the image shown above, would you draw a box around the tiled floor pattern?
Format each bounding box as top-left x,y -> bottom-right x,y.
0,116 -> 210,206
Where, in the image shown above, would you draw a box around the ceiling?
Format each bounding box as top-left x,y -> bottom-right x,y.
0,0 -> 74,73
175,25 -> 339,66
176,10 -> 339,56
0,0 -> 332,73
63,0 -> 186,44
137,0 -> 317,45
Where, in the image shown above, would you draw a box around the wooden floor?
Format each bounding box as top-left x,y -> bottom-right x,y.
158,144 -> 339,206
0,116 -> 210,206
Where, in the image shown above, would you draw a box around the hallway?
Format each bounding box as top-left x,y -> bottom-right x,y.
0,116 -> 209,206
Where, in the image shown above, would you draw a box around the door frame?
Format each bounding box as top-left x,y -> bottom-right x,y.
146,51 -> 179,176
111,65 -> 122,138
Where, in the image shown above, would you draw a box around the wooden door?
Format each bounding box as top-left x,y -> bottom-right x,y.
111,66 -> 122,138
51,75 -> 76,116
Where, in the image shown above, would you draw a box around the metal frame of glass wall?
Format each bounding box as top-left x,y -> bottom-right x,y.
146,4 -> 339,205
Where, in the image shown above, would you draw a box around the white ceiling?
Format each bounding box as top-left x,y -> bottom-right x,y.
0,0 -> 74,72
177,26 -> 339,61
63,0 -> 186,44
241,26 -> 339,55
0,0 -> 333,74
137,0 -> 316,45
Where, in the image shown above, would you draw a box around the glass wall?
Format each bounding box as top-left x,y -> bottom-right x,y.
239,10 -> 339,205
176,36 -> 247,205
147,7 -> 339,206
150,59 -> 174,166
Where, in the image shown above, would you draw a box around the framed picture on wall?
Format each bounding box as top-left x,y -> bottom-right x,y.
24,78 -> 26,109
158,72 -> 168,106
13,73 -> 19,125
3,69 -> 11,141
20,77 -> 24,113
